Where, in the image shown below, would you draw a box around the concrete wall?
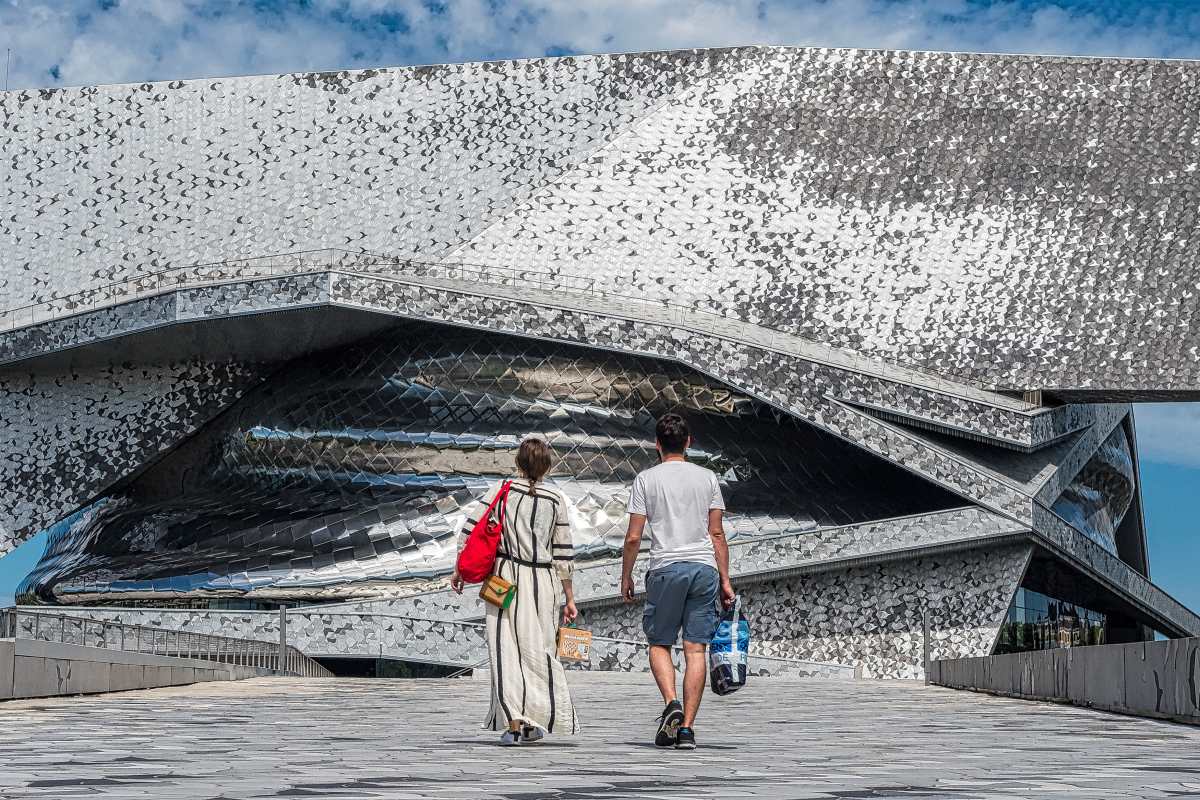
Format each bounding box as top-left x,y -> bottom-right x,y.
0,638 -> 262,701
929,636 -> 1200,725
0,640 -> 13,698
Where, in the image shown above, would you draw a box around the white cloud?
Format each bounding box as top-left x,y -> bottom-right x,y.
4,0 -> 1200,91
1135,404 -> 1200,469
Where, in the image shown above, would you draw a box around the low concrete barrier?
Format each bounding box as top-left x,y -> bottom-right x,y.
929,636 -> 1200,725
0,638 -> 262,701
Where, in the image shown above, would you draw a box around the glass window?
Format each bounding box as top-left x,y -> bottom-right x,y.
994,588 -> 1108,655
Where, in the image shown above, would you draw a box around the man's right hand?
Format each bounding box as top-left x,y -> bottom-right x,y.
621,575 -> 636,603
450,569 -> 465,594
720,577 -> 735,608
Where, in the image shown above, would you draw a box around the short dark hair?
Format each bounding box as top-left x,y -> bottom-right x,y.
655,413 -> 690,455
516,437 -> 553,483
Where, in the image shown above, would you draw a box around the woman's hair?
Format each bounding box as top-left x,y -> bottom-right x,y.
516,437 -> 553,483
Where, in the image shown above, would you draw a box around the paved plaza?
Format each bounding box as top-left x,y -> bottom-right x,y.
1,673 -> 1199,799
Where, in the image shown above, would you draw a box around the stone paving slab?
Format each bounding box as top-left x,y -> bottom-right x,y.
1,673 -> 1199,798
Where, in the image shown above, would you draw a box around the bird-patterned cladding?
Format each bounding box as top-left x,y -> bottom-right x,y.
5,47 -> 1200,394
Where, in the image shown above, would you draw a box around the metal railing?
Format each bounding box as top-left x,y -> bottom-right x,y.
0,247 -> 1038,411
294,610 -> 852,676
0,607 -> 331,678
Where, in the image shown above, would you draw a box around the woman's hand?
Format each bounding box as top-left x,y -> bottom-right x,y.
450,569 -> 465,594
561,600 -> 578,626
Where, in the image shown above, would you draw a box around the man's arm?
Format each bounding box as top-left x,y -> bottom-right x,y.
709,508 -> 735,608
621,514 -> 646,603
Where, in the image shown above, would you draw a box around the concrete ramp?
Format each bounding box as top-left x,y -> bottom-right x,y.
1,607 -> 331,700
0,638 -> 262,700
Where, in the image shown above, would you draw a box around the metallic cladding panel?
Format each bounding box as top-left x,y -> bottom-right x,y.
0,359 -> 264,553
23,322 -> 959,602
1051,423 -> 1136,553
312,506 -> 1028,624
1032,505 -> 1200,635
331,276 -> 1041,520
3,47 -> 1200,393
2,268 -> 1059,448
6,277 -> 1186,643
581,543 -> 1035,679
40,538 -> 1032,679
4,270 -> 1149,570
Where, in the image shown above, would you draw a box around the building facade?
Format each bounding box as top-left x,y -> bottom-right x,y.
2,46 -> 1199,677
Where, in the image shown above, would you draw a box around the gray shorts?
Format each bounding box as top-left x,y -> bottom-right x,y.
643,562 -> 720,646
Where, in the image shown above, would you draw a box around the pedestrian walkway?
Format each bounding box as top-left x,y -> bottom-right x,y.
1,673 -> 1198,798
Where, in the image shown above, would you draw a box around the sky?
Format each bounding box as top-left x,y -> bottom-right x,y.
5,0 -> 1200,91
0,0 -> 1197,610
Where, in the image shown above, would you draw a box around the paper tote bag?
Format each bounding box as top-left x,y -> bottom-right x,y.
556,625 -> 593,663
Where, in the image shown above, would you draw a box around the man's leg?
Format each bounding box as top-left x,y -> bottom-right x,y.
680,640 -> 707,727
644,566 -> 688,745
643,565 -> 685,705
679,565 -> 721,730
648,644 -> 677,704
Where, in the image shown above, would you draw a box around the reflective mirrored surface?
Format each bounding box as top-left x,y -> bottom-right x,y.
22,321 -> 959,603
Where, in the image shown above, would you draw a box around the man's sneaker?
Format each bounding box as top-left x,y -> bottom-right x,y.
654,700 -> 684,747
675,727 -> 697,750
500,730 -> 521,746
520,725 -> 544,743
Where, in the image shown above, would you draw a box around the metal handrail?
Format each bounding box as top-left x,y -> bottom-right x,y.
0,248 -> 1038,411
0,607 -> 331,678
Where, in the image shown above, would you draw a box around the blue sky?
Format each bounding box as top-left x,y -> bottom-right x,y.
0,0 -> 1197,610
1143,459 -> 1200,614
5,0 -> 1200,91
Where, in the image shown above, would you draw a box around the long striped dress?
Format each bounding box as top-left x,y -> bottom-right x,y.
463,477 -> 580,735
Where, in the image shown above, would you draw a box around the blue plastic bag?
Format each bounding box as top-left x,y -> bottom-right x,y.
708,595 -> 749,695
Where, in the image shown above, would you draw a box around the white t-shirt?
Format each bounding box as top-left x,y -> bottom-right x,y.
627,460 -> 725,572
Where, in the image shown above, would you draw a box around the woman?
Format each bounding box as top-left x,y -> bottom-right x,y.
451,437 -> 581,744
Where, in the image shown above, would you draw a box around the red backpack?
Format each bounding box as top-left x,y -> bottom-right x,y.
456,481 -> 513,583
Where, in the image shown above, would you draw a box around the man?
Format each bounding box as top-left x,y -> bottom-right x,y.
621,412 -> 735,751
